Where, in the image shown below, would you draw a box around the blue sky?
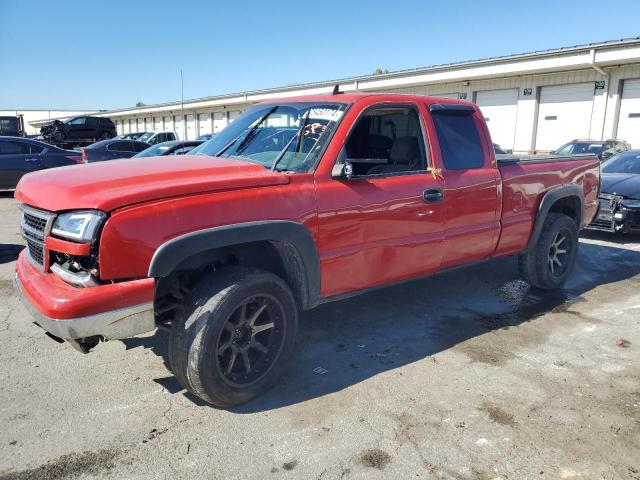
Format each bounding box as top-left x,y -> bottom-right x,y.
1,0 -> 639,110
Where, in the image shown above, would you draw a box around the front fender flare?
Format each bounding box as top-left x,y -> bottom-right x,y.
148,221 -> 320,309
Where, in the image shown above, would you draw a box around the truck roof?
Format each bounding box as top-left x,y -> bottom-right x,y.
262,92 -> 472,106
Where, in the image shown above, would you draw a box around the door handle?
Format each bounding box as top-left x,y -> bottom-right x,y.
25,158 -> 39,163
423,188 -> 444,203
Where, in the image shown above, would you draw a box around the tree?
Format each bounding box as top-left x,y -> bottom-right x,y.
373,68 -> 390,75
135,101 -> 146,107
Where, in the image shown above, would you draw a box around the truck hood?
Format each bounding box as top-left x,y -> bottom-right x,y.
601,173 -> 640,200
15,155 -> 290,212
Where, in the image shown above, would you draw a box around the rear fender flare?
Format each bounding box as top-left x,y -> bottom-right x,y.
148,221 -> 320,309
525,184 -> 584,253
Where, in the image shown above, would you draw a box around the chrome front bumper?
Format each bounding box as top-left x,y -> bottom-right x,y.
14,273 -> 156,352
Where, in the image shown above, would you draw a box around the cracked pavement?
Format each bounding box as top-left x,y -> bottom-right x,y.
0,192 -> 638,479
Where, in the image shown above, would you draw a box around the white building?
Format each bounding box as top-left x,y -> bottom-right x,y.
30,38 -> 640,152
1,110 -> 98,136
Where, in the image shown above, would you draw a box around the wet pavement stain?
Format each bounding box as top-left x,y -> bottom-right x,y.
282,460 -> 298,471
0,448 -> 121,480
359,449 -> 391,470
478,401 -> 516,427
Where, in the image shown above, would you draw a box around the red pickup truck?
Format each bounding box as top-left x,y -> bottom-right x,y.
14,93 -> 600,407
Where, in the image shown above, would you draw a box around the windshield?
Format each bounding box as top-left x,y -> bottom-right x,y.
196,102 -> 348,172
137,132 -> 153,142
134,143 -> 173,158
602,151 -> 640,174
555,142 -> 603,155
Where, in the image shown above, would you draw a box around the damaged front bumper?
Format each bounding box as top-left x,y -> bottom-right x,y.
587,194 -> 640,234
14,251 -> 156,352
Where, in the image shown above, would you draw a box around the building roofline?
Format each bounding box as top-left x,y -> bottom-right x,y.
29,37 -> 640,124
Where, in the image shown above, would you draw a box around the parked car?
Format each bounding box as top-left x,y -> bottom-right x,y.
14,93 -> 599,407
587,150 -> 640,233
134,140 -> 204,158
40,116 -> 116,143
115,132 -> 146,140
552,139 -> 631,161
0,136 -> 81,189
81,139 -> 149,163
197,133 -> 214,141
136,131 -> 177,145
493,143 -> 506,154
0,115 -> 26,137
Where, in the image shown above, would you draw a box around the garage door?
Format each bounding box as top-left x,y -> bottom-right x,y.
616,79 -> 640,148
137,118 -> 144,132
476,89 -> 518,151
228,111 -> 242,123
535,83 -> 595,152
213,112 -> 227,133
163,116 -> 173,135
198,113 -> 212,136
154,117 -> 162,132
174,116 -> 184,140
145,117 -> 153,131
186,114 -> 196,140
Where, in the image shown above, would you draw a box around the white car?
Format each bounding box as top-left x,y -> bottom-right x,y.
136,131 -> 177,145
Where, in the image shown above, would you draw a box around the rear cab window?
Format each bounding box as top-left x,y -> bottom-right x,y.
430,106 -> 484,170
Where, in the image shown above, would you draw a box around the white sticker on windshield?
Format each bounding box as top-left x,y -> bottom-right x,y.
309,108 -> 344,122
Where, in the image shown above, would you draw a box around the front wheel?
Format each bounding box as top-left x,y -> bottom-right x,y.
168,267 -> 298,408
519,213 -> 579,290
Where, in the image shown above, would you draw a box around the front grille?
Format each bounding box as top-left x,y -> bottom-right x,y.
20,206 -> 56,269
25,237 -> 45,265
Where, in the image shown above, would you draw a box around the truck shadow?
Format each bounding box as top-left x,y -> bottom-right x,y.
0,243 -> 24,264
124,240 -> 640,410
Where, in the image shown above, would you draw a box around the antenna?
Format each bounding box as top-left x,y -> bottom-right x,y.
332,84 -> 343,95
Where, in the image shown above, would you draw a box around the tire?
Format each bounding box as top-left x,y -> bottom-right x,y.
99,131 -> 111,140
518,213 -> 578,290
52,131 -> 65,143
168,267 -> 298,407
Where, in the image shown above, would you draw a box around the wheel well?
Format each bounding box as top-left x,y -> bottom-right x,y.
548,195 -> 581,227
154,240 -> 309,327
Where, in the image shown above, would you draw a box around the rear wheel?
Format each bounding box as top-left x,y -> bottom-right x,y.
99,131 -> 111,140
168,267 -> 298,407
519,213 -> 578,290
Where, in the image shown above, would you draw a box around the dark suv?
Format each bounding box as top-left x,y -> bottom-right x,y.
552,139 -> 631,161
41,116 -> 116,143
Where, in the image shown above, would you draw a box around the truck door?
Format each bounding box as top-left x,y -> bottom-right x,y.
0,139 -> 41,189
315,102 -> 446,297
427,103 -> 500,269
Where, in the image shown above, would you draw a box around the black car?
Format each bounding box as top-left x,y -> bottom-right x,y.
133,140 -> 204,158
41,116 -> 117,143
82,139 -> 149,163
0,136 -> 82,189
588,150 -> 640,234
552,139 -> 631,161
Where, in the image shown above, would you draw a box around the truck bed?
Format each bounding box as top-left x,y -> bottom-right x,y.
494,153 -> 600,257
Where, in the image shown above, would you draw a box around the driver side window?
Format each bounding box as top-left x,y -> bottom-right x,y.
344,106 -> 427,176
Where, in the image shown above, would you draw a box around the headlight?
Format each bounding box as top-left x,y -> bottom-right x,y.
51,211 -> 107,242
620,199 -> 640,209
